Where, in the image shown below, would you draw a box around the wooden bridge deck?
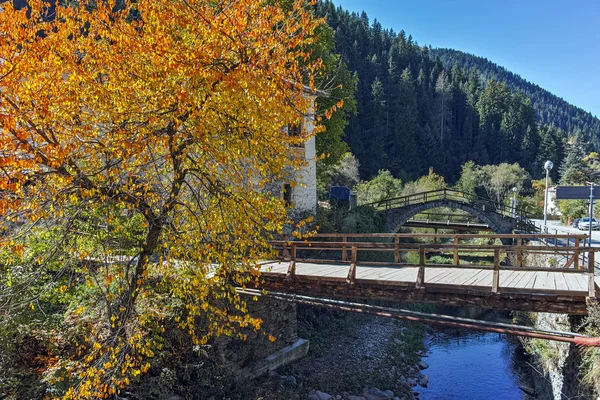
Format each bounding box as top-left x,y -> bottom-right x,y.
255,233 -> 600,315
261,261 -> 598,295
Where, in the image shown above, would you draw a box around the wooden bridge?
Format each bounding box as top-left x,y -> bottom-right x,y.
257,233 -> 599,315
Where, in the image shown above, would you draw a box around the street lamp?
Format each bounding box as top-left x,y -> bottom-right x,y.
512,187 -> 518,217
543,160 -> 554,231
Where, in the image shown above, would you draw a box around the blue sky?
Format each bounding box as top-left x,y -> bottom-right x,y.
331,0 -> 600,118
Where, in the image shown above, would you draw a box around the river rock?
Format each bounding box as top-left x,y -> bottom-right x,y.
268,370 -> 281,379
383,390 -> 394,398
417,361 -> 429,370
417,374 -> 429,388
406,377 -> 417,387
393,338 -> 403,345
312,390 -> 332,400
362,387 -> 392,400
282,375 -> 297,386
347,396 -> 366,400
518,386 -> 535,396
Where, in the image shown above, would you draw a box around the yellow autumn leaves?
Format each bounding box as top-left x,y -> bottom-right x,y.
0,0 -> 327,398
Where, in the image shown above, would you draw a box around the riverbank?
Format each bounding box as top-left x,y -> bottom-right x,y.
249,305 -> 430,400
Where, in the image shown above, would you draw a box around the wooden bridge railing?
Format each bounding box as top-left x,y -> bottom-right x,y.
274,233 -> 597,298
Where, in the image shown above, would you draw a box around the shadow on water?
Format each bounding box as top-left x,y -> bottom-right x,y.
414,306 -> 534,400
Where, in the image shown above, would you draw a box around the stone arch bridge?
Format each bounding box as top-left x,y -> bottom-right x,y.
366,188 -> 537,234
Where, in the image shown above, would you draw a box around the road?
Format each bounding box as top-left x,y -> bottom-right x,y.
532,218 -> 600,247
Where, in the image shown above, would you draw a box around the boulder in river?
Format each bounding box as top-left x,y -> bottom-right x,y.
362,387 -> 392,400
417,374 -> 429,388
309,390 -> 332,400
417,361 -> 429,370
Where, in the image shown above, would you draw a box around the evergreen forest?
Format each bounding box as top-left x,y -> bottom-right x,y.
315,1 -> 600,184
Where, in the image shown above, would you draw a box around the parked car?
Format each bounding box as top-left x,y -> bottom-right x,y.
573,218 -> 581,228
578,217 -> 600,230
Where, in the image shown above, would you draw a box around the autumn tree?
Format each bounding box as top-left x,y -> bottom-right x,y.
0,0 -> 326,397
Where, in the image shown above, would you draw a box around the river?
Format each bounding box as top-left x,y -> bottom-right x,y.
414,328 -> 531,400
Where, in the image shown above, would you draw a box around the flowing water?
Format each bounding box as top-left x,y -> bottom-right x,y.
414,328 -> 531,399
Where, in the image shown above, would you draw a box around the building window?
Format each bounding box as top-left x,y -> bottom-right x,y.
283,183 -> 293,206
287,123 -> 302,137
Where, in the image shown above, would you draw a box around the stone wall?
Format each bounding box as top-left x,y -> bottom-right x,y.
521,248 -> 586,400
213,295 -> 306,378
525,312 -> 582,400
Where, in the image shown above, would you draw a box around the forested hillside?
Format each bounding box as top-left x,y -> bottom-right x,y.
315,1 -> 595,183
431,48 -> 600,148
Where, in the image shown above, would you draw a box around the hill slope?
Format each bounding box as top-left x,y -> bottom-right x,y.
316,1 -> 596,183
430,48 -> 600,149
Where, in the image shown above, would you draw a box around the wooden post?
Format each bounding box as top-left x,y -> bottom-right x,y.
492,248 -> 500,294
347,245 -> 357,285
575,238 -> 580,270
516,238 -> 523,268
342,235 -> 348,262
282,238 -> 290,260
453,236 -> 459,265
416,245 -> 426,288
588,250 -> 596,298
286,243 -> 297,280
394,236 -> 400,263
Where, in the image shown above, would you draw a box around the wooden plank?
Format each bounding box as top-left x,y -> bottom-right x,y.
416,246 -> 425,288
516,239 -> 523,267
424,267 -> 458,282
294,263 -> 338,276
575,273 -> 589,291
461,269 -> 486,286
381,268 -> 419,283
533,271 -> 554,291
433,268 -> 471,286
554,272 -> 570,292
346,246 -> 357,284
383,267 -> 419,282
357,266 -> 403,280
498,270 -> 515,286
575,238 -> 580,269
589,252 -> 596,297
501,270 -> 522,287
443,268 -> 484,286
260,262 -> 289,274
453,237 -> 460,265
564,273 -> 585,292
508,271 -> 536,289
470,270 -> 493,287
427,268 -> 462,284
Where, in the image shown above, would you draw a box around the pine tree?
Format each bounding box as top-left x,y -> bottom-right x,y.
559,140 -> 587,185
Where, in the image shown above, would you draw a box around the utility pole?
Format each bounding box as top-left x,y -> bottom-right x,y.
544,160 -> 554,233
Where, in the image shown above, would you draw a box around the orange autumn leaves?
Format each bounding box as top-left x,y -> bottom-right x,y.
0,0 -> 325,398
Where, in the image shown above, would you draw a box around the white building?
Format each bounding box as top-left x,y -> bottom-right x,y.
282,91 -> 321,215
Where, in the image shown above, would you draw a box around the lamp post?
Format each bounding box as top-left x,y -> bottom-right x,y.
543,160 -> 554,232
512,187 -> 518,217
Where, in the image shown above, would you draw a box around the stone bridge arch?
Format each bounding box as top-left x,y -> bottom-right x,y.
383,199 -> 516,234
